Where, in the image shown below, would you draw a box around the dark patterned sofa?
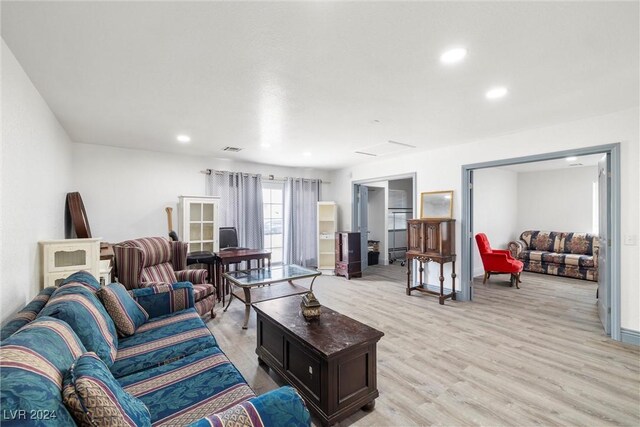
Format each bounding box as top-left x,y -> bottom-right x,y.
0,271 -> 310,426
508,230 -> 599,281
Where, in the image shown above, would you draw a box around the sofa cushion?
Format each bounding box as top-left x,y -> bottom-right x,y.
39,284 -> 119,366
540,252 -> 595,268
118,346 -> 254,426
518,250 -> 548,262
561,232 -> 597,255
0,317 -> 86,426
61,270 -> 102,293
62,352 -> 151,426
99,283 -> 149,337
0,286 -> 56,341
142,263 -> 178,284
190,386 -> 311,427
110,308 -> 217,378
192,283 -> 215,301
527,231 -> 561,252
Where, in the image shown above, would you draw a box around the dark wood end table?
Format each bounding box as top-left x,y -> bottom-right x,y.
253,295 -> 384,426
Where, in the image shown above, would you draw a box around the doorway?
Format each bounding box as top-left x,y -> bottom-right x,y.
461,144 -> 621,340
352,173 -> 417,272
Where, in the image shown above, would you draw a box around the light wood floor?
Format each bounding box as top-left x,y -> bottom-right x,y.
206,265 -> 640,426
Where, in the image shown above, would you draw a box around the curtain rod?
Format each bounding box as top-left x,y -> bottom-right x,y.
200,169 -> 330,184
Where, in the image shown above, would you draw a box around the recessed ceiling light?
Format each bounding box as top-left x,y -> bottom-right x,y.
176,135 -> 191,143
303,152 -> 311,157
440,47 -> 467,64
485,87 -> 508,99
565,156 -> 578,162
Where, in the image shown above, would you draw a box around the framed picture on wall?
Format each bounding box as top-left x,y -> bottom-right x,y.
420,190 -> 453,219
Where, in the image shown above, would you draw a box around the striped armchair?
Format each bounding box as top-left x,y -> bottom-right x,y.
114,237 -> 216,317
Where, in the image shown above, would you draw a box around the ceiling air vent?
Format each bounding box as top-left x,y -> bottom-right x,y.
569,163 -> 583,167
222,146 -> 242,152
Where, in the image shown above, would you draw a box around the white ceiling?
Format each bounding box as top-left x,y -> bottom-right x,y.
2,1 -> 638,170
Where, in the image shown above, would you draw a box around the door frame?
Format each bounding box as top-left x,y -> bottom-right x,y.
352,173 -> 418,267
460,143 -> 621,341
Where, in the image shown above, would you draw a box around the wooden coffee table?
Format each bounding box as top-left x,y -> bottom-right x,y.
253,295 -> 384,426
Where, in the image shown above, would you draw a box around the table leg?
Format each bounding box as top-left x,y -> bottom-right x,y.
438,262 -> 445,305
218,261 -> 225,305
223,289 -> 234,312
406,257 -> 412,295
451,260 -> 457,300
242,287 -> 251,329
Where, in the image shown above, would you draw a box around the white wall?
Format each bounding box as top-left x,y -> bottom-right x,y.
330,108 -> 640,331
472,168 -> 519,277
517,166 -> 598,233
1,40 -> 74,322
71,143 -> 334,243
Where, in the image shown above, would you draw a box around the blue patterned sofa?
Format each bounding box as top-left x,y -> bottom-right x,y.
508,230 -> 599,281
0,271 -> 310,426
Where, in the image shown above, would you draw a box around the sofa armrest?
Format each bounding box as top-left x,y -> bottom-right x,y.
189,386 -> 311,427
129,282 -> 195,319
508,240 -> 527,259
593,244 -> 599,267
176,269 -> 208,284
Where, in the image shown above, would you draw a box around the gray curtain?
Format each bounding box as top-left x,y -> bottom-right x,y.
283,178 -> 321,267
207,171 -> 264,249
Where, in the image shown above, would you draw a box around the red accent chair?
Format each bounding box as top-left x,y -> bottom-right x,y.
475,233 -> 524,288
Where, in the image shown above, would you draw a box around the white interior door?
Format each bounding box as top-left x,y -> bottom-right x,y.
597,154 -> 611,334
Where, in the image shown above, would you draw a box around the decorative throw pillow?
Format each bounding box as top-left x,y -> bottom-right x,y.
63,352 -> 151,427
61,270 -> 102,292
39,284 -> 119,366
98,283 -> 149,337
0,317 -> 87,426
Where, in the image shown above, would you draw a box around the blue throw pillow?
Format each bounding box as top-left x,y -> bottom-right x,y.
98,283 -> 149,337
39,284 -> 118,366
60,270 -> 102,292
63,352 -> 151,426
0,316 -> 87,426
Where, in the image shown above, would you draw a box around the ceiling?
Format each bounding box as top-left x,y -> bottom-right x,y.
2,1 -> 638,170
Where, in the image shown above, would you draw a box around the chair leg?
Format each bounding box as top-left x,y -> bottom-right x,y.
509,274 -> 514,287
483,271 -> 488,284
516,272 -> 521,289
210,308 -> 216,319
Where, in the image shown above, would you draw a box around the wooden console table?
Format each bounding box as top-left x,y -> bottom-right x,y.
406,218 -> 457,304
254,295 -> 383,426
406,254 -> 456,304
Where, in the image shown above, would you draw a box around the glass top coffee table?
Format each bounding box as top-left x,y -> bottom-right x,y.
223,264 -> 321,329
